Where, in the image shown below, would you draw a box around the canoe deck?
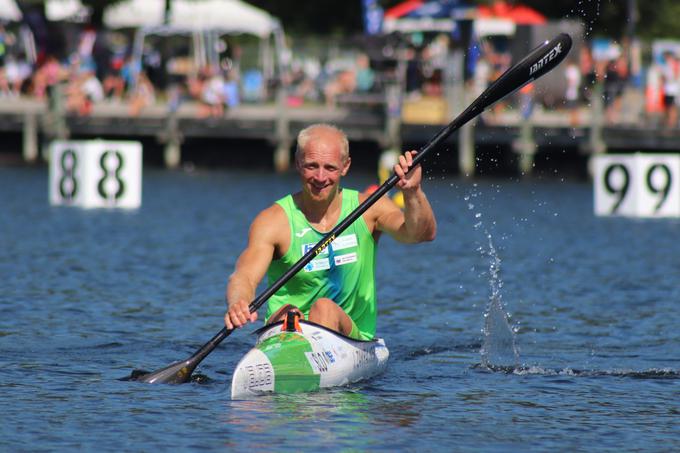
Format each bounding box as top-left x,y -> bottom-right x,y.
231,320 -> 389,398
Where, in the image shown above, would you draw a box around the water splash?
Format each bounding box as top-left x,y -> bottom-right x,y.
479,233 -> 519,368
465,187 -> 519,369
565,0 -> 602,39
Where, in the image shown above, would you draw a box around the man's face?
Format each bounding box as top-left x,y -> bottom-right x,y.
296,134 -> 350,203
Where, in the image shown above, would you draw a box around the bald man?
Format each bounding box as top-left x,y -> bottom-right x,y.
225,123 -> 436,340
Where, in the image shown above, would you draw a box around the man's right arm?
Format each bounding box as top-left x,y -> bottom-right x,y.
224,206 -> 282,329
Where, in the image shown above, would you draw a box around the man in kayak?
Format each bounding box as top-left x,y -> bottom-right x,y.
224,123 -> 436,340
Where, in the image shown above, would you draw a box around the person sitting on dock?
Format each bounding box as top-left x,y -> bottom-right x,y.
224,123 -> 437,340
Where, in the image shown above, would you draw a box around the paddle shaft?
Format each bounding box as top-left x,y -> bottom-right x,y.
136,33 -> 572,383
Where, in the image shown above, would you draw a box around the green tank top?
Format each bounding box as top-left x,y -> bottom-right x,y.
265,189 -> 377,339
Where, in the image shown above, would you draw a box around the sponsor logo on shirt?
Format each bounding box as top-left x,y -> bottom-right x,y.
302,234 -> 359,272
334,252 -> 357,266
295,227 -> 312,238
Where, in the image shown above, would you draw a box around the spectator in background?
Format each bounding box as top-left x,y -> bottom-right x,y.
120,54 -> 140,94
66,67 -> 104,116
102,55 -> 125,100
323,53 -> 376,107
519,82 -> 534,121
198,66 -> 225,118
421,34 -> 449,97
287,62 -> 317,106
604,54 -> 628,124
564,58 -> 582,126
142,43 -> 164,91
579,46 -> 596,104
489,45 -> 511,115
354,53 -> 375,93
32,54 -> 66,100
471,53 -> 491,98
323,64 -> 356,107
661,51 -> 679,128
128,70 -> 155,116
0,66 -> 9,97
404,46 -> 423,99
223,68 -> 240,108
4,53 -> 32,96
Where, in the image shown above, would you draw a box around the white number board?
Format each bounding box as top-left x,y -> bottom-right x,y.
49,140 -> 142,209
593,153 -> 680,217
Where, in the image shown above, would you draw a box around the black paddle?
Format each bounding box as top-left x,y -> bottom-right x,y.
130,33 -> 572,384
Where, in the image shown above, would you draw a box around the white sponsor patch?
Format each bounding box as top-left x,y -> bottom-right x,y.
304,258 -> 330,272
334,252 -> 357,266
302,233 -> 356,258
331,234 -> 358,251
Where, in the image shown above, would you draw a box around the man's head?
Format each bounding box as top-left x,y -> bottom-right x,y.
295,124 -> 351,202
295,123 -> 349,165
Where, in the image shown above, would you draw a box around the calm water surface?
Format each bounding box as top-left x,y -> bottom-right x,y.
1,165 -> 678,451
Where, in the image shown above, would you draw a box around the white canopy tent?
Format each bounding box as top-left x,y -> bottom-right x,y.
46,0 -> 282,37
102,0 -> 281,36
103,0 -> 166,29
117,0 -> 288,92
45,0 -> 90,22
43,0 -> 287,97
0,0 -> 22,22
169,0 -> 280,38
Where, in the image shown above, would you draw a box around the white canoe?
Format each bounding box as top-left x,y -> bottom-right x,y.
231,319 -> 389,399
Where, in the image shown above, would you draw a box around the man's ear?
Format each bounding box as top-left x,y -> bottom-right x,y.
341,157 -> 351,176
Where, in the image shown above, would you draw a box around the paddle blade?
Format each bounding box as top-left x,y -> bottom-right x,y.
128,327 -> 231,384
128,359 -> 196,384
480,33 -> 572,108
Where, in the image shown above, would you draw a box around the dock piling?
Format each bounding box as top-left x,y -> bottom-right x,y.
274,85 -> 291,172
162,112 -> 182,169
514,116 -> 536,175
22,112 -> 38,163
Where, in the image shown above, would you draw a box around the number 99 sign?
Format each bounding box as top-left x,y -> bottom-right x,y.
593,154 -> 680,218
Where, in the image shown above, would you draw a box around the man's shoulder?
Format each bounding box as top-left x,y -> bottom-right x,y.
256,202 -> 288,225
250,203 -> 289,248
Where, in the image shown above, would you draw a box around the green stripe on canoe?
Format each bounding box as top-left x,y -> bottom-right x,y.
257,332 -> 321,394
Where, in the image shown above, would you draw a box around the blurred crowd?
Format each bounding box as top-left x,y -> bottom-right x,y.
0,24 -> 244,118
3,21 -> 680,129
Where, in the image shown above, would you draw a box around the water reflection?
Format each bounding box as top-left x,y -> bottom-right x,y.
223,388 -> 424,439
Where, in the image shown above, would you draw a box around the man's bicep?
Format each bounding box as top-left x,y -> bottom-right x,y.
238,216 -> 279,283
373,198 -> 408,240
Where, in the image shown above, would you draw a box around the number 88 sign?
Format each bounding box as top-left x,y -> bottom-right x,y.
49,140 -> 142,208
593,154 -> 680,217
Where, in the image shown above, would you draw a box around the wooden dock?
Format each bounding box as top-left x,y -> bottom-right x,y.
2,86 -> 680,177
